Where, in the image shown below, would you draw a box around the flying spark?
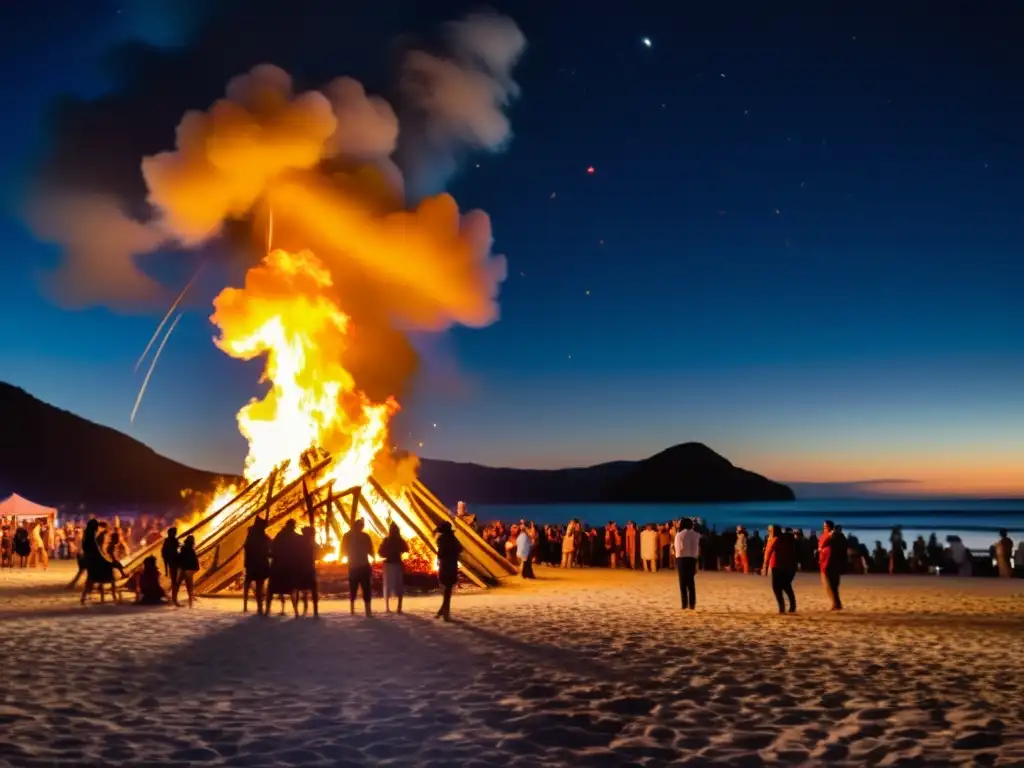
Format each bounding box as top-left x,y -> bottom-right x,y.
134,262 -> 205,373
131,312 -> 183,424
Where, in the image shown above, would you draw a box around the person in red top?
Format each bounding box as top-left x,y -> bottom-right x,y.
818,520 -> 845,610
761,525 -> 797,613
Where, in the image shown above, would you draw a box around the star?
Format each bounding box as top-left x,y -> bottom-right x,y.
550,191 -> 557,199
587,166 -> 595,174
585,289 -> 591,296
642,37 -> 652,48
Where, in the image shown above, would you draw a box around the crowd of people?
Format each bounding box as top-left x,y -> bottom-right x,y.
479,516 -> 1020,612
1,514 -> 173,570
478,517 -> 1023,580
63,513 -> 465,622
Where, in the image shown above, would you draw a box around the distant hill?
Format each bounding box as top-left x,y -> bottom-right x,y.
0,383 -> 230,506
418,443 -> 795,505
0,382 -> 794,507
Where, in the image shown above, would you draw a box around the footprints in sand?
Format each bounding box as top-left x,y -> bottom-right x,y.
1,569 -> 1023,766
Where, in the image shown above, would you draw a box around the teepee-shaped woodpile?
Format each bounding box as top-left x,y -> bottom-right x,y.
119,454 -> 515,594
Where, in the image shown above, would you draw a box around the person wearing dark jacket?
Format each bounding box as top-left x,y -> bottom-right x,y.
435,521 -> 462,622
243,518 -> 272,615
176,535 -> 200,608
267,520 -> 301,617
161,528 -> 180,588
378,522 -> 409,614
295,526 -> 319,618
762,525 -> 797,613
819,520 -> 846,610
80,519 -> 125,605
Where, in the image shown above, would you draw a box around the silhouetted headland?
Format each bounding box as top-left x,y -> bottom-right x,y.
1,382 -> 793,506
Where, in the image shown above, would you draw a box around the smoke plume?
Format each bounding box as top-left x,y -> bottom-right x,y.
26,11 -> 526,401
26,194 -> 167,309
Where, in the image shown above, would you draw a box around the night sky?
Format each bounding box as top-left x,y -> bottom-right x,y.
1,1 -> 1022,496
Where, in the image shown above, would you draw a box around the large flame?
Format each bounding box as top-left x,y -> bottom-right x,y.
211,248 -> 396,486
206,246 -> 424,566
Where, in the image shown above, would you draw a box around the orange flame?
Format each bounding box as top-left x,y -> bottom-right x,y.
211,248 -> 397,488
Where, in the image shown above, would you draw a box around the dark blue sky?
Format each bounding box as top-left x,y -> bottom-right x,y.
1,0 -> 1022,495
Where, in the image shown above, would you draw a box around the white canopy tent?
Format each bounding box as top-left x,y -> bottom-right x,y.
1,494 -> 57,549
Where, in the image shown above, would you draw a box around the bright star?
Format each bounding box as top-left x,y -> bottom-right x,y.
642,37 -> 652,48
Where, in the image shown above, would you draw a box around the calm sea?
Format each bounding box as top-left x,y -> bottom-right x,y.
471,499 -> 1024,552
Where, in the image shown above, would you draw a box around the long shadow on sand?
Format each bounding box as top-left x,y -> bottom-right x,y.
79,609 -> 671,767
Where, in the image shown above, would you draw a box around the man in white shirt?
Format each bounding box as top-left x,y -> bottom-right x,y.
674,518 -> 701,609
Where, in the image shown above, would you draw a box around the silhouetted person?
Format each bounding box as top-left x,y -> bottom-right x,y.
435,521 -> 462,622
674,518 -> 700,610
763,525 -> 797,613
13,526 -> 30,567
378,522 -> 409,614
889,526 -> 907,574
243,518 -> 271,615
80,519 -> 125,605
819,520 -> 844,610
342,518 -> 374,617
135,556 -> 166,605
267,519 -> 301,617
296,526 -> 319,618
161,527 -> 180,593
69,519 -> 97,588
177,535 -> 200,608
995,529 -> 1014,578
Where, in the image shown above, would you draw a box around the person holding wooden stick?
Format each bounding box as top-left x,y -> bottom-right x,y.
435,521 -> 462,622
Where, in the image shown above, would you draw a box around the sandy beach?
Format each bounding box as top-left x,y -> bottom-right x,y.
1,563 -> 1022,767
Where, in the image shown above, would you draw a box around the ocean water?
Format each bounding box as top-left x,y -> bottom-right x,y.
471,498 -> 1024,552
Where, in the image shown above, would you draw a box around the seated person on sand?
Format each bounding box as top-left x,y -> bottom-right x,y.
133,556 -> 167,605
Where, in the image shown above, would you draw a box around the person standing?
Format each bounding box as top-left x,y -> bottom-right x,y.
674,518 -> 700,610
378,522 -> 409,614
734,526 -> 749,574
243,517 -> 271,615
161,527 -> 180,594
640,524 -> 659,572
28,522 -> 49,570
819,520 -> 845,610
176,535 -> 200,609
341,518 -> 375,617
516,525 -> 534,579
762,525 -> 797,613
295,526 -> 320,618
435,521 -> 462,622
561,519 -> 578,568
605,522 -> 622,569
624,522 -> 638,569
994,529 -> 1014,578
